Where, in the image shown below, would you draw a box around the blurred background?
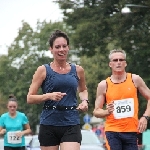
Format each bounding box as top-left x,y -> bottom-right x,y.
0,0 -> 150,149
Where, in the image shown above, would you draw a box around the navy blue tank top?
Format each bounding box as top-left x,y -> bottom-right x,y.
40,63 -> 80,126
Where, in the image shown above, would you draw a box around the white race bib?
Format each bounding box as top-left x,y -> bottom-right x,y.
113,98 -> 134,119
7,131 -> 22,144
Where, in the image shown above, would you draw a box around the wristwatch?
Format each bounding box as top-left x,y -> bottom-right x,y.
82,99 -> 89,104
142,116 -> 150,121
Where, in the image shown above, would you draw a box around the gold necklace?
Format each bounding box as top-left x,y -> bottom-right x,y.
52,62 -> 68,71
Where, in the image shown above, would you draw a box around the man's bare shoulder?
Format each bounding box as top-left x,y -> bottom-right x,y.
132,73 -> 143,87
132,73 -> 142,82
132,73 -> 140,79
98,80 -> 107,88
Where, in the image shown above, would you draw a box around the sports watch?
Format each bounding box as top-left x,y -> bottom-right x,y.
142,116 -> 150,121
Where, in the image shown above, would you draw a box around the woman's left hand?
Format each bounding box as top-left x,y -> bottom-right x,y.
16,131 -> 24,137
77,101 -> 88,112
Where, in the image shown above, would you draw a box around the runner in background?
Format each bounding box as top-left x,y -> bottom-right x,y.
93,49 -> 150,150
0,94 -> 31,150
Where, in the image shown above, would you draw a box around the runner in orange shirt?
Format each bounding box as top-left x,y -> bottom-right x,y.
93,49 -> 150,150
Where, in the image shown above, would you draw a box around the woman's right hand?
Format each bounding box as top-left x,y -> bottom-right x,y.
0,129 -> 6,135
106,101 -> 114,114
48,92 -> 67,101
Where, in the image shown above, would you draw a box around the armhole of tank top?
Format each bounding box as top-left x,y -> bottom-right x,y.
43,63 -> 53,79
44,63 -> 52,70
130,73 -> 136,88
105,80 -> 108,104
70,63 -> 79,81
130,73 -> 139,96
70,63 -> 76,73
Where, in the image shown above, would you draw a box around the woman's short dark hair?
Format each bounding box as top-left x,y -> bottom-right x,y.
49,30 -> 69,48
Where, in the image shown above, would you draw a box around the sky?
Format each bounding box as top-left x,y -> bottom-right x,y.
0,0 -> 63,55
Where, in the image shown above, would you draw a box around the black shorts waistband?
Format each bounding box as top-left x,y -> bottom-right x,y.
43,105 -> 77,111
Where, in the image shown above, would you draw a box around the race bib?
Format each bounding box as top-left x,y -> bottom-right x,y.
7,131 -> 22,144
113,98 -> 134,119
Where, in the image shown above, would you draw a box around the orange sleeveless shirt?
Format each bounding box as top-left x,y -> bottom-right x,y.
105,73 -> 138,132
